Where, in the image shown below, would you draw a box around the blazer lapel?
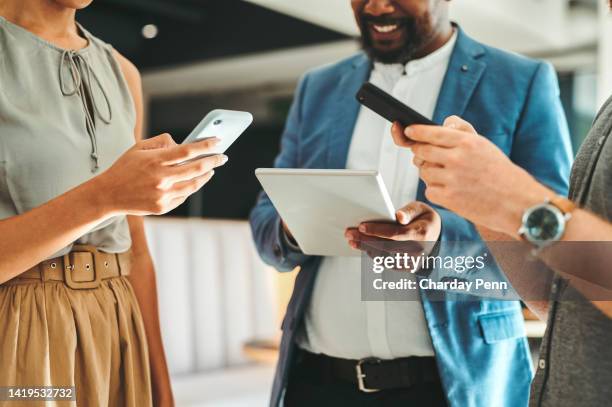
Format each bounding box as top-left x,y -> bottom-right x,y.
433,28 -> 487,123
327,55 -> 371,169
420,27 -> 487,201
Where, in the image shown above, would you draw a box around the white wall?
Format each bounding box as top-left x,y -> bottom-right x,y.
599,0 -> 612,106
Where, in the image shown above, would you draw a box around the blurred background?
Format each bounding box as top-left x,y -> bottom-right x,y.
76,1 -> 612,406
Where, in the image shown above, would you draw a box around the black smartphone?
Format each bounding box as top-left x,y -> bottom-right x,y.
356,82 -> 435,127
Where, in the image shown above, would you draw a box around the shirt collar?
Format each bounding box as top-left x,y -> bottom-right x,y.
373,29 -> 458,78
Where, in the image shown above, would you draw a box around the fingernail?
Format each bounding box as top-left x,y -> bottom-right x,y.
405,127 -> 414,137
210,170 -> 215,176
221,155 -> 229,164
359,224 -> 366,232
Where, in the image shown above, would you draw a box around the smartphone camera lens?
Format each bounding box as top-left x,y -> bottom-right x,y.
213,119 -> 223,126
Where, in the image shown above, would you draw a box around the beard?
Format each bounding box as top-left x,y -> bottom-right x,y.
359,14 -> 432,65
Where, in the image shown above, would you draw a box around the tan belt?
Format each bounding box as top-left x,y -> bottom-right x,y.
5,245 -> 131,290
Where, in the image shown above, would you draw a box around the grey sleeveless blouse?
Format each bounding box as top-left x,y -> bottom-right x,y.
0,16 -> 135,258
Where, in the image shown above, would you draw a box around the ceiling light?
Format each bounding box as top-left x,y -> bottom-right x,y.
142,24 -> 159,39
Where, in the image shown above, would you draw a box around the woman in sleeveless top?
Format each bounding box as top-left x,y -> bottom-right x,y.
0,1 -> 229,406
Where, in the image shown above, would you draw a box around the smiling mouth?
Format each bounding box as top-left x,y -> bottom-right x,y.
372,24 -> 400,34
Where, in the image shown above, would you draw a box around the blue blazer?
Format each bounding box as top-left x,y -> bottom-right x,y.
250,28 -> 573,407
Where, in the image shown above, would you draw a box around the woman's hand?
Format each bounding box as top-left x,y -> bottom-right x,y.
95,134 -> 228,217
391,116 -> 552,236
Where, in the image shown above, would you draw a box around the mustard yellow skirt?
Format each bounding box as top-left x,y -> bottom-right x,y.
0,277 -> 152,407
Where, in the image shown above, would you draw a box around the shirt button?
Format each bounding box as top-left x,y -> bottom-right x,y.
538,359 -> 546,370
461,65 -> 469,72
551,281 -> 558,294
598,136 -> 606,146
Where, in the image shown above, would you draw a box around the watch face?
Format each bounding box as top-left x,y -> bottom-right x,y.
525,206 -> 561,242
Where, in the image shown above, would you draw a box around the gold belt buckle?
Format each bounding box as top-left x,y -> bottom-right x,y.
63,245 -> 102,290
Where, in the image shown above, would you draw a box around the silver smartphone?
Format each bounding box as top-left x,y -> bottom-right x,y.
182,109 -> 253,156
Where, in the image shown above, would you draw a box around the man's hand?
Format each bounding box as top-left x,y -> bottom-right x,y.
345,202 -> 441,256
391,116 -> 552,237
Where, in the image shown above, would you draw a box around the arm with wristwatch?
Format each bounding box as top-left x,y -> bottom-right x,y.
391,116 -> 612,318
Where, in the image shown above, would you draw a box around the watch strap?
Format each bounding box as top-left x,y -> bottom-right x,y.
518,196 -> 575,249
550,196 -> 576,216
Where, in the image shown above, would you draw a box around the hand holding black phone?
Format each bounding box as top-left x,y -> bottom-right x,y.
356,82 -> 435,129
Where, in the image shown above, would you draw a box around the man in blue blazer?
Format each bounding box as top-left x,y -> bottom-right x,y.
250,1 -> 573,406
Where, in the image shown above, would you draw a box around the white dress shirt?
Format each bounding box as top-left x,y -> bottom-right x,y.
297,32 -> 458,360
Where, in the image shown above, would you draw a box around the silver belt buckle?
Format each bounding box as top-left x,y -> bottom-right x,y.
356,358 -> 382,393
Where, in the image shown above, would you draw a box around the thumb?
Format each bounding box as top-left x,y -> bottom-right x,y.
396,201 -> 430,225
138,133 -> 176,150
443,115 -> 477,134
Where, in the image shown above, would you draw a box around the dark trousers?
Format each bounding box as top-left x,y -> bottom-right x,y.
284,355 -> 448,407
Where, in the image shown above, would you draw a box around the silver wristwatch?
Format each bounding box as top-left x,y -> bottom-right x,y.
518,196 -> 576,251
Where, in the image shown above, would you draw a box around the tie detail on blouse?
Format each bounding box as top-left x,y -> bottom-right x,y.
59,50 -> 113,172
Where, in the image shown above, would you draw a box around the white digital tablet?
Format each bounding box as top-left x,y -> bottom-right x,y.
255,169 -> 396,257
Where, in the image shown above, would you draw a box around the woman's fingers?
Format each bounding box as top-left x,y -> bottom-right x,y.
169,171 -> 216,199
167,154 -> 228,182
167,196 -> 189,212
139,133 -> 177,150
159,137 -> 221,165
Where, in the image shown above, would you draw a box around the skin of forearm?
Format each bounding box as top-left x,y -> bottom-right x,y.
502,201 -> 612,290
539,211 -> 612,318
551,210 -> 612,242
477,227 -> 550,320
497,184 -> 612,317
127,216 -> 174,405
0,177 -> 113,283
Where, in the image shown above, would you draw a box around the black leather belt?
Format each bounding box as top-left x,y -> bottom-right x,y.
295,349 -> 440,393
